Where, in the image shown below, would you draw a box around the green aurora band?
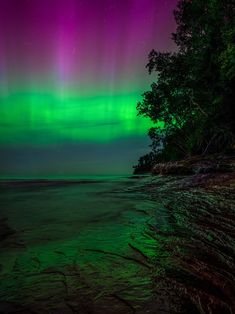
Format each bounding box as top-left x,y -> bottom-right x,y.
0,90 -> 152,145
0,0 -> 176,174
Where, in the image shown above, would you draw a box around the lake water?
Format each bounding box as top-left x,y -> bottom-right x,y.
0,175 -> 234,313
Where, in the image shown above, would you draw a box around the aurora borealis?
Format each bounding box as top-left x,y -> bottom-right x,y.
0,0 -> 177,175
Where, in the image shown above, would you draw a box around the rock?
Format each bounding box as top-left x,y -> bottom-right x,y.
152,162 -> 192,175
0,301 -> 24,313
218,162 -> 235,172
0,217 -> 15,241
191,161 -> 219,174
152,155 -> 235,176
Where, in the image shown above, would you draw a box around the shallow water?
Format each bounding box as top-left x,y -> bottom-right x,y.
0,175 -> 234,313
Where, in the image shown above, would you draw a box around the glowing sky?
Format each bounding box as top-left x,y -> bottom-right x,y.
0,0 -> 177,176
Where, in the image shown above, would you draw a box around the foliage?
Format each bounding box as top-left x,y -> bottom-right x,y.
135,0 -> 235,172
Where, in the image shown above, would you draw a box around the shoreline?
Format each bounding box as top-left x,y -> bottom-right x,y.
0,166 -> 234,313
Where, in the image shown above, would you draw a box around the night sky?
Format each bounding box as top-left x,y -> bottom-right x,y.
0,0 -> 177,176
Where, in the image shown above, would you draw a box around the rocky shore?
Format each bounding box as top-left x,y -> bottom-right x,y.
152,154 -> 235,176
0,165 -> 234,314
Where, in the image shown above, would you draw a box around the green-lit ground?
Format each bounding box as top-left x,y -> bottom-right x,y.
0,175 -> 235,313
0,177 -> 157,313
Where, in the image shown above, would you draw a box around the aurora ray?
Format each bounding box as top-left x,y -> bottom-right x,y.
0,0 -> 177,175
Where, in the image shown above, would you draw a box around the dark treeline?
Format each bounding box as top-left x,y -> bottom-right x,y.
134,0 -> 235,173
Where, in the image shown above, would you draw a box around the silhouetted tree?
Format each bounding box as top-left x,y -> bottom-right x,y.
136,0 -> 235,171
